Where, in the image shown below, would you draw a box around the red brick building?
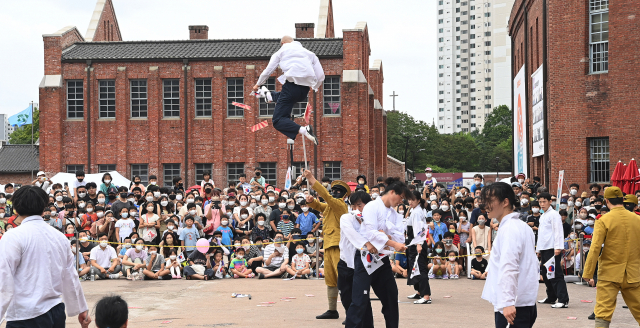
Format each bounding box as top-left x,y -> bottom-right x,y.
509,0 -> 639,192
39,0 -> 389,188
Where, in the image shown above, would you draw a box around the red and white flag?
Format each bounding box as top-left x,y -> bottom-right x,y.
251,120 -> 269,132
232,102 -> 252,110
304,103 -> 312,124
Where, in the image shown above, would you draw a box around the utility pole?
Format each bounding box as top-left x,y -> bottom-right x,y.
495,156 -> 500,182
389,91 -> 399,111
30,101 -> 35,181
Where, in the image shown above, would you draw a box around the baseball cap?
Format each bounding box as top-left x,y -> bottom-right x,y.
37,171 -> 45,176
425,167 -> 433,172
603,186 -> 623,199
107,187 -> 118,194
624,194 -> 638,205
511,182 -> 522,188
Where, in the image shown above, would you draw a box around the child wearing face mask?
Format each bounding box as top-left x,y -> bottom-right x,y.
251,213 -> 272,241
122,239 -> 148,279
180,216 -> 201,258
277,209 -> 295,238
470,246 -> 488,280
143,245 -> 170,280
216,216 -> 234,252
445,250 -> 462,279
166,249 -> 182,279
429,209 -> 448,243
428,241 -> 447,279
295,200 -> 319,236
230,247 -> 255,278
286,242 -> 311,279
527,201 -> 542,241
139,202 -> 160,244
115,207 -> 135,243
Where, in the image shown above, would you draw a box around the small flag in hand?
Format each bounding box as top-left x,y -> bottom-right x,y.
251,120 -> 269,132
304,103 -> 312,124
232,102 -> 252,110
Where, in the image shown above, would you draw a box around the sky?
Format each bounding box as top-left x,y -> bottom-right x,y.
0,0 -> 438,125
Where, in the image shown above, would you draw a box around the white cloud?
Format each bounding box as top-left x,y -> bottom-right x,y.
0,0 -> 437,124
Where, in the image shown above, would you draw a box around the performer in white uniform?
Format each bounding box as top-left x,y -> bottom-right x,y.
405,190 -> 434,304
480,182 -> 539,328
338,191 -> 374,326
344,178 -> 410,328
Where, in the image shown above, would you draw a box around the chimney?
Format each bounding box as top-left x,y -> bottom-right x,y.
189,25 -> 209,40
295,23 -> 315,38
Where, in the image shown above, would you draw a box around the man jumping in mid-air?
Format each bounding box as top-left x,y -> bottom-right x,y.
253,35 -> 323,145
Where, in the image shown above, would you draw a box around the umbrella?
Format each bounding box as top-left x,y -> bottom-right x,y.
186,185 -> 202,193
347,181 -> 358,192
623,159 -> 640,194
610,161 -> 624,188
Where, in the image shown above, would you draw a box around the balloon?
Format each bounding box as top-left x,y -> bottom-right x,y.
196,238 -> 210,254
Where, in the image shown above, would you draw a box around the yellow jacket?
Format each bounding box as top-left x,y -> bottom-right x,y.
308,181 -> 348,249
583,207 -> 640,283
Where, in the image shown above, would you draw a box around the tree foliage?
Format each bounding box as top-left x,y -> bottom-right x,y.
9,109 -> 39,144
386,105 -> 513,173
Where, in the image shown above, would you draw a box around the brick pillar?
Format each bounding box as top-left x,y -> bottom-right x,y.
212,66 -> 226,186
115,67 -> 128,175
148,66 -> 161,180
295,23 -> 315,38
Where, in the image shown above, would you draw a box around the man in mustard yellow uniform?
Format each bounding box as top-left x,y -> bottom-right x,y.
304,169 -> 349,320
583,186 -> 640,328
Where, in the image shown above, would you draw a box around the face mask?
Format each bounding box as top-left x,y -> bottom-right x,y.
578,213 -> 588,219
587,220 -> 595,225
279,203 -> 286,209
594,205 -> 602,210
249,203 -> 257,209
281,194 -> 289,200
449,256 -> 456,261
56,196 -> 63,202
521,199 -> 528,206
475,252 -> 482,257
440,205 -> 449,211
169,255 -> 177,260
149,251 -> 157,255
518,179 -> 524,184
307,238 -> 314,243
124,243 -> 131,249
288,205 -> 295,210
449,229 -> 456,233
282,215 -> 290,221
430,195 -> 437,201
160,201 -> 168,206
176,194 -> 183,200
560,204 -> 568,210
528,207 -> 539,214
78,203 -> 85,208
398,210 -> 405,215
258,220 -> 265,226
567,201 -> 574,207
474,180 -> 481,185
71,246 -> 77,253
104,180 -> 111,184
266,196 -> 274,203
296,248 -> 304,254
144,196 -> 153,202
275,238 -> 283,244
186,199 -> 195,204
435,248 -> 442,254
221,220 -> 229,226
167,225 -> 175,231
426,173 -> 432,178
570,189 -> 578,195
236,254 -> 244,259
261,199 -> 269,205
430,204 -> 438,210
136,245 -> 144,251
97,198 -> 106,204
0,213 -> 5,218
371,193 -> 379,200
226,212 -> 232,217
455,192 -> 462,198
569,233 -> 577,240
189,210 -> 196,215
100,241 -> 109,248
97,212 -> 104,218
460,216 -> 467,221
241,214 -> 248,219
478,219 -> 486,225
574,224 -> 583,229
121,213 -> 129,218
551,202 -> 556,207
575,201 -> 582,207
154,192 -> 161,198
296,198 -> 304,204
240,201 -> 247,206
130,211 -> 137,217
127,197 -> 135,202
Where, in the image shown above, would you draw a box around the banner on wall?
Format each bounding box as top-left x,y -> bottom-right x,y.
531,65 -> 544,157
513,65 -> 528,175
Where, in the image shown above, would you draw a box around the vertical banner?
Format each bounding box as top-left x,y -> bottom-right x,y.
513,65 -> 528,175
556,170 -> 564,211
531,65 -> 544,157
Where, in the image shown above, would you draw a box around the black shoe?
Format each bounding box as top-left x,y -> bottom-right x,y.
342,320 -> 346,325
623,305 -> 629,309
258,273 -> 265,279
407,293 -> 421,299
588,312 -> 595,320
316,310 -> 339,319
304,126 -> 319,146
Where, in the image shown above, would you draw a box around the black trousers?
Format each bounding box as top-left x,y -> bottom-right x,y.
406,247 -> 431,297
249,260 -> 263,273
7,303 -> 65,328
337,259 -> 374,327
345,251 -> 399,328
540,249 -> 569,304
494,305 -> 537,328
271,81 -> 310,140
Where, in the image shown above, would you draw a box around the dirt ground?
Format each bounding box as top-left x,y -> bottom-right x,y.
2,276 -> 637,327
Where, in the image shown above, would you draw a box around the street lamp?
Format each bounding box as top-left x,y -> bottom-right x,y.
495,156 -> 500,182
412,148 -> 426,180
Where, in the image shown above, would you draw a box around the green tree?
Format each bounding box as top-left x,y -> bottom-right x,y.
9,108 -> 39,144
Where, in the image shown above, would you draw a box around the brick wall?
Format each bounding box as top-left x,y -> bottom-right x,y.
386,157 -> 405,180
91,0 -> 122,42
295,23 -> 315,38
509,0 -> 640,195
0,173 -> 34,186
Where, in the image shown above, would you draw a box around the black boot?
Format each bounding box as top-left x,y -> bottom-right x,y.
316,310 -> 339,319
588,312 -> 595,320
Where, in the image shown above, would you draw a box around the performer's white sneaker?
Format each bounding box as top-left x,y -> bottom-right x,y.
303,126 -> 318,146
551,302 -> 569,308
260,86 -> 272,103
407,294 -> 421,299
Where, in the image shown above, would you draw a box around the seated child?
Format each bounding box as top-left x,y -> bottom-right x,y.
166,249 -> 182,279
428,241 -> 447,279
211,250 -> 227,279
392,252 -> 408,278
286,242 -> 311,279
470,246 -> 488,280
230,247 -> 254,278
445,250 -> 462,279
183,244 -> 214,281
143,245 -> 171,280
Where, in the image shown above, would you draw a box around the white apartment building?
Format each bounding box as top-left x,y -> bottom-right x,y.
436,0 -> 514,134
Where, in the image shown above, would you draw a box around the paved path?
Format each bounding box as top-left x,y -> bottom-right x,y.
3,276 -> 637,327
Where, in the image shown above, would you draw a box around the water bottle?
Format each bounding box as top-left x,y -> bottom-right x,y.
90,273 -> 95,282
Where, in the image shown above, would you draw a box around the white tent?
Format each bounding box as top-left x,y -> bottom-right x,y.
49,171 -> 132,196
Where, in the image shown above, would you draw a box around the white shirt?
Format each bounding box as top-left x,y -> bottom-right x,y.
536,207 -> 564,251
339,212 -> 367,269
89,244 -> 118,268
360,198 -> 405,252
256,41 -> 325,91
482,212 -> 539,312
406,206 -> 428,246
0,215 -> 88,322
115,218 -> 136,242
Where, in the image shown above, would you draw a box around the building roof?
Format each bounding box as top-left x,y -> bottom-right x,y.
61,38 -> 344,61
0,145 -> 40,173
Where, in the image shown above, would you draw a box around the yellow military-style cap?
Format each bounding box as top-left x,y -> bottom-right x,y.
604,186 -> 624,199
623,193 -> 638,205
331,180 -> 351,197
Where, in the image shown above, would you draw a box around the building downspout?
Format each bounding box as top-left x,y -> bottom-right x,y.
542,0 -> 550,187
86,60 -> 92,173
183,59 -> 189,185
524,9 -> 530,178
511,28 -> 515,176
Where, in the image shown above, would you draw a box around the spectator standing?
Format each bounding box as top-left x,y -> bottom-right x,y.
0,186 -> 91,328
99,173 -> 116,195
536,192 -> 570,308
471,214 -> 491,259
